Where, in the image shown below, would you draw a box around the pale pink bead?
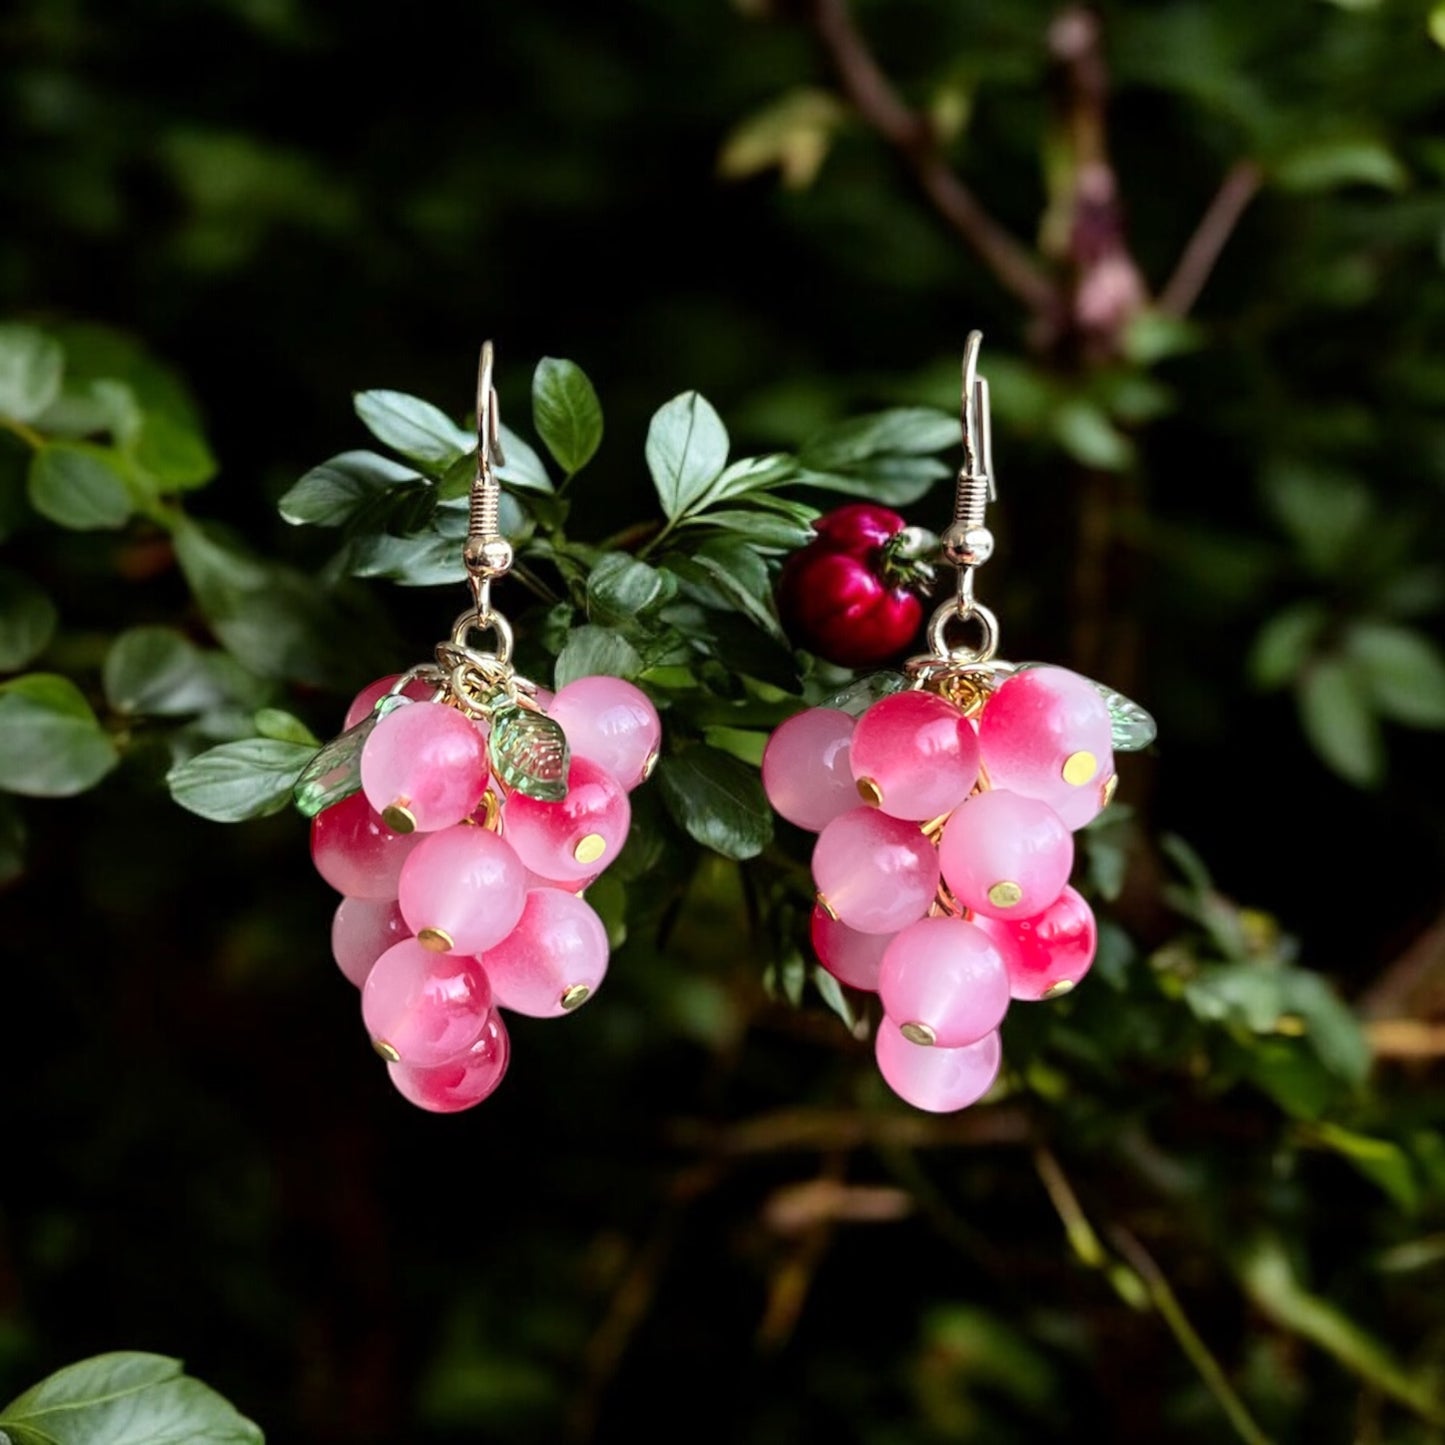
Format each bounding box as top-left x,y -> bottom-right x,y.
331,896 -> 409,987
547,676 -> 661,790
974,885 -> 1097,1001
878,917 -> 1010,1047
360,700 -> 490,833
388,1013 -> 510,1113
938,789 -> 1073,921
849,690 -> 979,821
978,667 -> 1114,829
523,867 -> 591,895
502,757 -> 631,883
311,792 -> 422,898
762,708 -> 857,832
484,888 -> 609,1017
810,906 -> 892,991
812,807 -> 939,935
343,674 -> 435,730
875,1025 -> 1002,1113
361,938 -> 492,1068
397,825 -> 527,955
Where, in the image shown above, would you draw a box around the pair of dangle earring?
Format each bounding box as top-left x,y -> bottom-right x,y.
762,331 -> 1155,1114
292,343 -> 661,1114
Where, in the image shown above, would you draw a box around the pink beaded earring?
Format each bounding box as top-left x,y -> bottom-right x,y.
293,342 -> 660,1113
762,332 -> 1155,1113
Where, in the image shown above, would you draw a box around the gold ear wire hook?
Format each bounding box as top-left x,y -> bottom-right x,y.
464,340 -> 513,618
475,339 -> 507,474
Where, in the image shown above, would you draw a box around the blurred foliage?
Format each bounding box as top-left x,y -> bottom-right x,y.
3,1 -> 1445,1442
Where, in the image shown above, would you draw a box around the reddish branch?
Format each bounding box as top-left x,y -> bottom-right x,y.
1159,161 -> 1264,318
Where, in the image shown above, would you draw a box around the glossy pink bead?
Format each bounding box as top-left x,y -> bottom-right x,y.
849,690 -> 979,821
503,757 -> 631,883
875,1025 -> 1002,1113
978,667 -> 1114,828
812,807 -> 939,935
361,938 -> 492,1068
343,674 -> 435,730
331,896 -> 409,988
974,885 -> 1097,1001
311,792 -> 422,898
810,906 -> 892,992
878,917 -> 1010,1047
484,887 -> 610,1017
360,700 -> 490,833
938,789 -> 1073,921
762,707 -> 857,833
523,867 -> 591,895
388,1013 -> 510,1113
397,825 -> 527,955
547,676 -> 661,790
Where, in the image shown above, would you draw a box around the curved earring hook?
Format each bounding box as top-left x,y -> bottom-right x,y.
476,339 -> 507,473
959,330 -> 995,503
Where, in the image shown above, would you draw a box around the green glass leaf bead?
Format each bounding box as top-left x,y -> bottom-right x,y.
821,670 -> 910,718
489,702 -> 570,802
1095,683 -> 1157,752
292,694 -> 410,818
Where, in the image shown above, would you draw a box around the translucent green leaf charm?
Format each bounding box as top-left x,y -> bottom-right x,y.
292,694 -> 410,818
822,670 -> 910,717
489,702 -> 569,801
1097,683 -> 1157,752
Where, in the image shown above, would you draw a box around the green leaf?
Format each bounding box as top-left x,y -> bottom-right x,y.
0,569 -> 58,671
1345,621 -> 1445,727
1263,462 -> 1370,575
354,390 -> 469,472
658,746 -> 772,861
27,442 -> 132,530
671,538 -> 784,643
791,455 -> 949,506
698,453 -> 797,507
718,86 -> 846,189
1306,1122 -> 1419,1211
1272,136 -> 1408,193
1248,602 -> 1327,690
532,357 -> 603,477
253,708 -> 319,746
585,554 -> 677,631
278,451 -> 420,526
811,964 -> 857,1030
167,737 -> 316,821
129,410 -> 218,490
679,507 -> 815,552
1120,311 -> 1203,365
344,531 -> 464,588
647,391 -> 730,521
554,626 -> 644,689
1297,656 -> 1383,786
495,424 -> 555,495
0,674 -> 119,797
103,627 -> 228,715
0,324 -> 64,423
1050,399 -> 1135,471
0,1350 -> 263,1444
800,407 -> 956,468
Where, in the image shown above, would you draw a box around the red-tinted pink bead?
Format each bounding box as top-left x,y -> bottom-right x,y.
849,690 -> 979,821
547,676 -> 661,790
361,938 -> 492,1068
388,1012 -> 510,1113
938,789 -> 1073,921
331,896 -> 409,988
502,757 -> 631,883
978,667 -> 1114,829
397,825 -> 527,955
311,792 -> 423,898
360,700 -> 490,833
974,884 -> 1097,1001
810,906 -> 892,992
762,708 -> 857,833
878,917 -> 1010,1047
812,807 -> 939,935
484,887 -> 610,1017
343,674 -> 435,730
523,867 -> 591,895
875,1025 -> 1002,1112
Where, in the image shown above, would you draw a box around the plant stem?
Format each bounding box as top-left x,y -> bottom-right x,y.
1158,161 -> 1264,318
0,416 -> 45,449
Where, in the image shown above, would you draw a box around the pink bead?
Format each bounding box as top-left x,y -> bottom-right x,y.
361,937 -> 492,1068
311,792 -> 422,898
547,676 -> 661,790
875,1025 -> 1002,1113
397,825 -> 527,955
761,708 -> 857,833
360,700 -> 490,833
878,917 -> 1010,1047
484,888 -> 610,1017
331,896 -> 409,987
974,885 -> 1097,1001
343,674 -> 435,730
812,807 -> 939,935
523,867 -> 591,895
810,906 -> 891,991
849,690 -> 979,821
388,1013 -> 510,1113
938,789 -> 1073,921
978,667 -> 1114,828
502,757 -> 631,883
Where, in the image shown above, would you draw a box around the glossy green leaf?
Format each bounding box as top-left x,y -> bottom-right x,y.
657,745 -> 773,860
0,568 -> 58,671
555,625 -> 643,689
354,389 -> 469,472
27,442 -> 132,530
679,507 -> 815,552
129,410 -> 218,490
0,324 -> 64,423
672,538 -> 784,643
586,553 -> 676,630
647,391 -> 730,521
532,357 -> 603,476
791,455 -> 948,505
103,627 -> 228,715
800,407 -> 956,467
0,673 -> 119,797
278,450 -> 420,526
1248,602 -> 1326,690
1272,136 -> 1408,193
1051,399 -> 1135,471
1345,621 -> 1445,727
0,1350 -> 263,1444
167,737 -> 316,821
1297,656 -> 1383,786
495,423 -> 554,495
253,708 -> 319,746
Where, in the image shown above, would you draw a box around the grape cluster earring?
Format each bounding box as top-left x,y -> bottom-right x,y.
292,343 -> 660,1113
763,332 -> 1155,1113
